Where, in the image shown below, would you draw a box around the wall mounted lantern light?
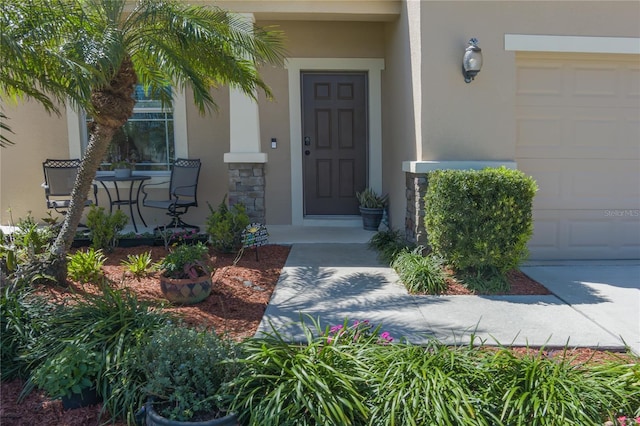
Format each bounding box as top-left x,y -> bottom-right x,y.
462,38 -> 483,83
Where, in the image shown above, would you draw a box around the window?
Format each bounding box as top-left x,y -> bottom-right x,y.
83,85 -> 175,172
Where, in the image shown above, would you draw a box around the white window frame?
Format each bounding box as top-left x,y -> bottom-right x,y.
66,88 -> 188,180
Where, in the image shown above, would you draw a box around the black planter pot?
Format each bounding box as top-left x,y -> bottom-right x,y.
117,237 -> 156,248
359,207 -> 384,231
144,400 -> 238,426
61,387 -> 100,410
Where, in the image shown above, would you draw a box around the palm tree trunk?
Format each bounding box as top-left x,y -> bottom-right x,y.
49,124 -> 117,283
49,57 -> 137,284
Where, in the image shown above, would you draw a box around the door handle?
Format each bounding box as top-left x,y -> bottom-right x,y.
304,150 -> 311,156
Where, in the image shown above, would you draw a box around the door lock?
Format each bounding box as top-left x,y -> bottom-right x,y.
304,136 -> 311,146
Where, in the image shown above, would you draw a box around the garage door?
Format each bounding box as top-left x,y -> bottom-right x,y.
516,53 -> 640,260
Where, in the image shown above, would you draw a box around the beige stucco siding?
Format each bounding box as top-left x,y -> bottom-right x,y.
0,101 -> 71,224
418,1 -> 639,164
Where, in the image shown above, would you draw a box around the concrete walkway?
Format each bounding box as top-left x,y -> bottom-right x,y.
258,243 -> 640,355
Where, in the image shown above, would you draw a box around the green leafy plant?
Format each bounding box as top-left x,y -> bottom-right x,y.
229,317 -> 372,426
459,267 -> 510,294
368,229 -> 410,264
356,187 -> 388,209
365,341 -> 494,425
111,159 -> 135,170
159,242 -> 210,279
485,348 -> 640,425
391,247 -> 449,294
425,167 -> 537,284
31,343 -> 102,399
86,205 -> 128,252
205,196 -> 250,253
66,248 -> 106,284
17,287 -> 173,423
139,324 -> 242,422
121,251 -> 154,280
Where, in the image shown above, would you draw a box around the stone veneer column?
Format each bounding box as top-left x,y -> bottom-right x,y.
228,163 -> 265,223
405,172 -> 429,245
223,12 -> 267,224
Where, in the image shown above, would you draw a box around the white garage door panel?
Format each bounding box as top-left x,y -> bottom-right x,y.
519,158 -> 640,210
517,107 -> 639,160
529,210 -> 640,260
516,53 -> 640,260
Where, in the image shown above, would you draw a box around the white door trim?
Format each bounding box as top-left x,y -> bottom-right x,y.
286,57 -> 385,226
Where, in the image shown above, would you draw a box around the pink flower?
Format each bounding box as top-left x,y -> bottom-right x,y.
379,331 -> 393,342
329,325 -> 343,334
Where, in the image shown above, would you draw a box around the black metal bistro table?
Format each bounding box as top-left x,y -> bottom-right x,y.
94,174 -> 151,233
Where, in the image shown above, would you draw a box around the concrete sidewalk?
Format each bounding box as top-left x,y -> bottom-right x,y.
258,243 -> 640,354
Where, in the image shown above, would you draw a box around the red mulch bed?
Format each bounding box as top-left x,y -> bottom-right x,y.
1,244 -> 634,425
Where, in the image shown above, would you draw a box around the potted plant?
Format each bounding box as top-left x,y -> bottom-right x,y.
139,325 -> 241,425
158,242 -> 213,304
356,187 -> 388,231
30,344 -> 103,410
111,159 -> 135,178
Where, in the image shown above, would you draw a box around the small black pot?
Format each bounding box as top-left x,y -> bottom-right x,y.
144,400 -> 239,426
359,206 -> 384,231
61,387 -> 100,410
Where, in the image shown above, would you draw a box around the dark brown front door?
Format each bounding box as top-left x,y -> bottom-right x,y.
302,72 -> 367,215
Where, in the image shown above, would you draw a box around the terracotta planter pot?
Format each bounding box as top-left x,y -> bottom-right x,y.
159,274 -> 212,305
144,400 -> 238,426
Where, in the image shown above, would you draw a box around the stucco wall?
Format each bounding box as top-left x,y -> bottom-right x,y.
0,101 -> 71,224
382,1 -> 418,230
417,0 -> 640,162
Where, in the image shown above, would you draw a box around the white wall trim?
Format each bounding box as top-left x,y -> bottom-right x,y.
402,160 -> 518,174
505,34 -> 640,55
286,57 -> 385,226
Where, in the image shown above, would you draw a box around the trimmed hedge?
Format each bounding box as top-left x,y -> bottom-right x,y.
424,167 -> 537,273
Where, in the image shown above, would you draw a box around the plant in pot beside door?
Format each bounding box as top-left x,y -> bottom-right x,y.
111,159 -> 135,178
158,242 -> 213,305
356,187 -> 388,231
139,324 -> 242,425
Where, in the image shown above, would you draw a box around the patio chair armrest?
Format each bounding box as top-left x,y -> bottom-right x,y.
171,184 -> 197,199
141,180 -> 169,194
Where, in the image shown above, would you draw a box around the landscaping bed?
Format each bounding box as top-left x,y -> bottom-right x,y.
2,243 -> 637,425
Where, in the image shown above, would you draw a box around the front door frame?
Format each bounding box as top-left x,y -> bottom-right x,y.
287,58 -> 385,226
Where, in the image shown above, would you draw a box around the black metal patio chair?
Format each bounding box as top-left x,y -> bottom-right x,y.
42,158 -> 97,217
141,158 -> 201,231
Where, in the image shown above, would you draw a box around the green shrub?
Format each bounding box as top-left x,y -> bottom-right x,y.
205,196 -> 250,253
459,267 -> 510,294
391,247 -> 449,294
424,167 -> 537,274
139,325 -> 242,422
86,205 -> 128,252
31,343 -> 103,398
366,342 -> 495,426
230,318 -> 371,426
0,286 -> 60,380
368,229 -> 409,264
17,287 -> 173,422
485,348 -> 640,425
67,248 -> 106,284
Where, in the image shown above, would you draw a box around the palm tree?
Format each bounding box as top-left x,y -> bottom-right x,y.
1,0 -> 285,283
